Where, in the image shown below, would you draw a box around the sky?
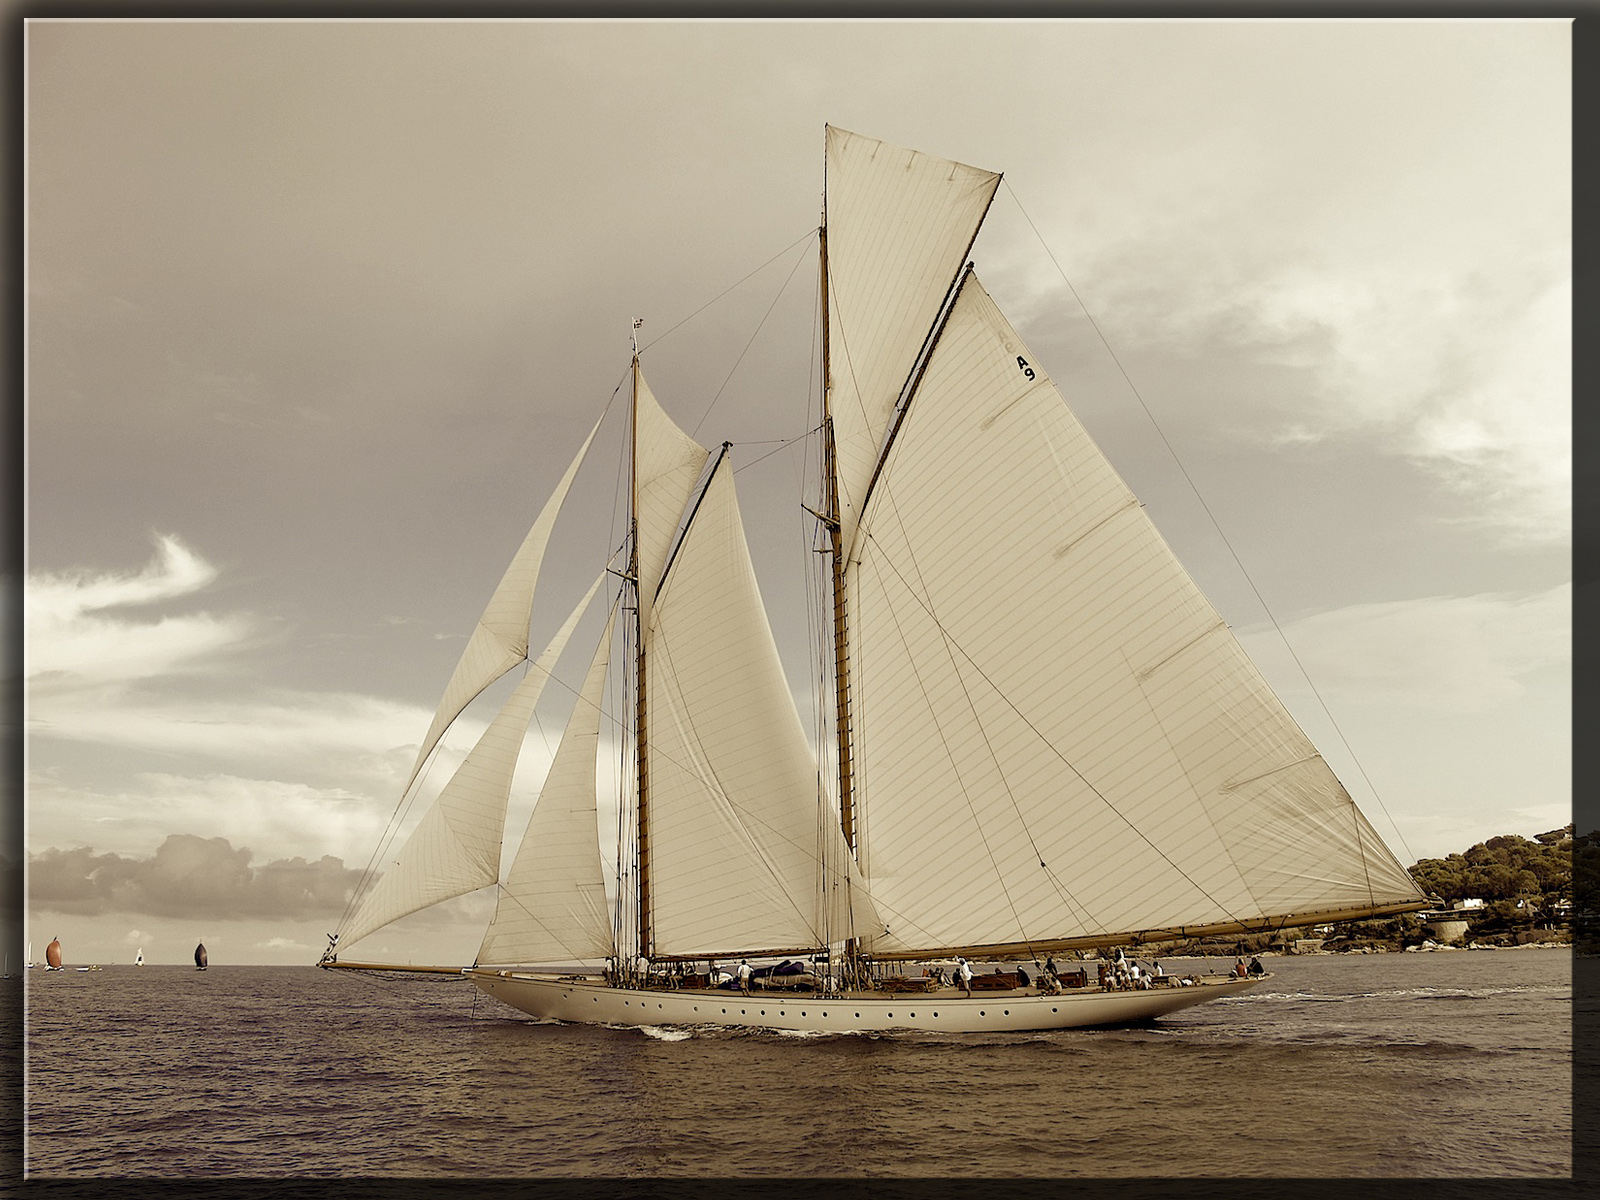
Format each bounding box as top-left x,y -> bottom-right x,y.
21,18 -> 1571,966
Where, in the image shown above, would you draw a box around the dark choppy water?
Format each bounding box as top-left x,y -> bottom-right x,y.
17,949 -> 1575,1178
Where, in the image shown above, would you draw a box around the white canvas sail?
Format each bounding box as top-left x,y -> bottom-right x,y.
478,605 -> 619,967
847,273 -> 1423,957
401,410 -> 606,798
824,125 -> 1001,559
339,577 -> 603,950
645,456 -> 875,957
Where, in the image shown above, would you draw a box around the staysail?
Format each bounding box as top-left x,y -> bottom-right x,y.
339,577 -> 604,950
845,271 -> 1424,958
478,604 -> 620,966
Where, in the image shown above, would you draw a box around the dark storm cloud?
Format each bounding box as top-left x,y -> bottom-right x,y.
30,833 -> 362,919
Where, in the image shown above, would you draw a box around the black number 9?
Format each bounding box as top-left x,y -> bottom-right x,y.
1017,355 -> 1035,381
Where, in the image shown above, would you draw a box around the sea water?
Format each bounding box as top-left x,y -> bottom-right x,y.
14,948 -> 1576,1178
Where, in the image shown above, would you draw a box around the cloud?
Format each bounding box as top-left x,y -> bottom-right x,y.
1248,270 -> 1569,546
29,834 -> 363,920
1240,583 -> 1570,713
24,535 -> 507,781
25,769 -> 389,866
26,533 -> 259,687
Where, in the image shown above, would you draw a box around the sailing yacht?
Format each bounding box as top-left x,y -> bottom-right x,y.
320,128 -> 1427,1033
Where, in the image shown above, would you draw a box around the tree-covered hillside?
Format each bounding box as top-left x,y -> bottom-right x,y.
1407,825 -> 1572,911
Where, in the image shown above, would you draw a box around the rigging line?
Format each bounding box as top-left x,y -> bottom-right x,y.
731,434 -> 810,475
862,527 -> 1255,931
337,702 -> 464,937
639,227 -> 817,359
482,880 -> 602,967
857,522 -> 1092,953
854,535 -> 1031,944
690,234 -> 818,440
1004,178 -> 1416,868
643,609 -> 826,937
1116,638 -> 1262,921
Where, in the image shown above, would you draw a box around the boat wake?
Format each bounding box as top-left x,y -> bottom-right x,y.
635,1024 -> 695,1042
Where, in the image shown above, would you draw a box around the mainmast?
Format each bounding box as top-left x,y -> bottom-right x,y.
818,219 -> 856,854
630,323 -> 652,964
819,170 -> 869,991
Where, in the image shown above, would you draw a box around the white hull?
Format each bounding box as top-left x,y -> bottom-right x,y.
469,969 -> 1263,1033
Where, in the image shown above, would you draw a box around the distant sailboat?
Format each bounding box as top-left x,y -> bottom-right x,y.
26,942 -> 33,969
135,948 -> 144,967
44,938 -> 63,971
194,942 -> 208,971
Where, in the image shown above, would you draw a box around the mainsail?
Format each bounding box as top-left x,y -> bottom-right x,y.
832,241 -> 1423,958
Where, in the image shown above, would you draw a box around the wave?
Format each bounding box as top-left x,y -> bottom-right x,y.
635,1024 -> 695,1042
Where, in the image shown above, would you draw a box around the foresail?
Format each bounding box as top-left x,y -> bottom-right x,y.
402,410 -> 606,798
338,576 -> 603,951
478,603 -> 618,967
825,126 -> 1000,560
645,456 -> 874,957
847,274 -> 1424,958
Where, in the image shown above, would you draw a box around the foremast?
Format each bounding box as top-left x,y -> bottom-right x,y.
629,339 -> 653,971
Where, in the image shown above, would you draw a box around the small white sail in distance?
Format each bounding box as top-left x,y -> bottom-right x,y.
339,574 -> 606,951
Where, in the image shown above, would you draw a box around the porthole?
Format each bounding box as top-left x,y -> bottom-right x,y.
933,1012 -> 939,1017
854,1013 -> 860,1018
887,1013 -> 893,1018
1004,1010 -> 1010,1015
980,1010 -> 986,1016
760,1010 -> 766,1015
1052,1008 -> 1058,1013
801,1011 -> 807,1016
